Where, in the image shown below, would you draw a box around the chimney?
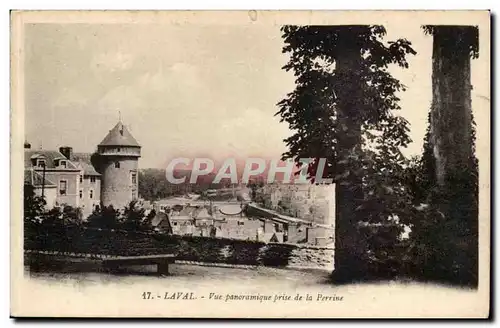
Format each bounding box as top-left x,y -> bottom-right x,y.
59,146 -> 73,160
24,141 -> 31,149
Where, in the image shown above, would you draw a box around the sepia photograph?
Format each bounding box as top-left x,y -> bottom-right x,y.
10,10 -> 491,318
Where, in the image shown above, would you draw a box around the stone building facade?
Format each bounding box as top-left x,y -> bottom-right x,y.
24,120 -> 141,217
24,149 -> 82,209
256,182 -> 335,227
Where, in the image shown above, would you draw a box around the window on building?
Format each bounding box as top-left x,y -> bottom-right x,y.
59,160 -> 67,168
117,147 -> 121,152
89,189 -> 94,199
173,222 -> 178,226
79,190 -> 83,199
59,180 -> 67,195
131,172 -> 137,185
90,176 -> 96,183
114,161 -> 120,168
79,175 -> 83,183
238,221 -> 245,226
36,159 -> 46,168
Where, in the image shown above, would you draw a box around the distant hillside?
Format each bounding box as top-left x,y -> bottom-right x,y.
138,168 -> 234,201
138,163 -> 309,201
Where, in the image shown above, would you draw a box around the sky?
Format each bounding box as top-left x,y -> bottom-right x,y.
23,22 -> 485,169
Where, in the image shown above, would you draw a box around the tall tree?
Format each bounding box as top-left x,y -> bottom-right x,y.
422,26 -> 479,286
278,25 -> 415,282
24,184 -> 46,223
24,183 -> 47,243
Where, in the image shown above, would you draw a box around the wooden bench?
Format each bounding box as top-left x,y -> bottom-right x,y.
101,254 -> 177,275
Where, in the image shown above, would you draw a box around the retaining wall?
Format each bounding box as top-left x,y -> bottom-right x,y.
24,227 -> 334,271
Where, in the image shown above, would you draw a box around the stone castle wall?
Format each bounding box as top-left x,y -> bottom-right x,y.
100,157 -> 139,209
257,183 -> 335,227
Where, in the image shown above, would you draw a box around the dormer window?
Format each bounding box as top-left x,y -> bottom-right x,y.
59,160 -> 67,168
36,159 -> 46,168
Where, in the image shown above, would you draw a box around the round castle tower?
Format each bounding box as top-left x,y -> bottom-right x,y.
97,121 -> 141,210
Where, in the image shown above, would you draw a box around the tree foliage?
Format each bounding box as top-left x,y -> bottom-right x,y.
278,25 -> 416,280
23,184 -> 47,241
402,113 -> 479,285
278,25 -> 415,174
86,205 -> 122,230
84,201 -> 155,232
122,201 -> 153,232
24,184 -> 46,224
422,25 -> 479,59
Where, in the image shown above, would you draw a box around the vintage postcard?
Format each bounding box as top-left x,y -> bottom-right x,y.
10,10 -> 491,318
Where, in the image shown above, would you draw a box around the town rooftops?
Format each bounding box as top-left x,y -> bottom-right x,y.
98,121 -> 140,147
173,206 -> 198,217
195,208 -> 212,220
151,211 -> 173,234
247,203 -> 312,225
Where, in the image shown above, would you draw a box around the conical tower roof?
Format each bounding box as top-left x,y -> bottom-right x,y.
98,121 -> 140,147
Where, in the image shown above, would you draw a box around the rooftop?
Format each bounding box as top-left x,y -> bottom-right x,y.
24,169 -> 57,187
72,153 -> 101,176
24,149 -> 79,170
98,121 -> 140,147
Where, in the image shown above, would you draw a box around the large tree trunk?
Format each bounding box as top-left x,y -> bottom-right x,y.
332,29 -> 367,283
431,27 -> 474,185
429,26 -> 478,286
